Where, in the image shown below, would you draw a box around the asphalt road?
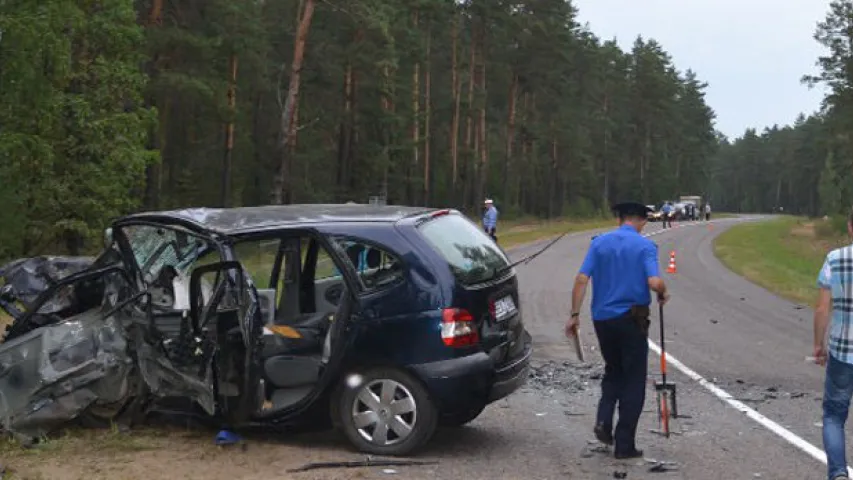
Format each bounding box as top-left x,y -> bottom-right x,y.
302,216 -> 832,480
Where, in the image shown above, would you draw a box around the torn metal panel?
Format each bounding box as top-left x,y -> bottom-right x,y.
0,308 -> 131,438
0,256 -> 94,309
128,324 -> 216,416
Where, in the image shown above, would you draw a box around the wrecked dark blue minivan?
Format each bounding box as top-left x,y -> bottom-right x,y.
0,205 -> 532,455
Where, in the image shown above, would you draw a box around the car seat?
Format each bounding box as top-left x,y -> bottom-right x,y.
262,289 -> 353,409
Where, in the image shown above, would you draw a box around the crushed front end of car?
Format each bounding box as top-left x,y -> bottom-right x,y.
0,306 -> 133,439
0,227 -> 260,442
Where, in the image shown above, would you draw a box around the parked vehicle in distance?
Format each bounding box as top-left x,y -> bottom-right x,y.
647,205 -> 663,222
679,195 -> 702,220
0,204 -> 532,456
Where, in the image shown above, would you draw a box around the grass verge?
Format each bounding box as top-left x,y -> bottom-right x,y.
498,217 -> 615,249
713,216 -> 848,305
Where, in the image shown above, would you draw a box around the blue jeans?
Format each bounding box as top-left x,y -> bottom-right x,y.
824,355 -> 853,479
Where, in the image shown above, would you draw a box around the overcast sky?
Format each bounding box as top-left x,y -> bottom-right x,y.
573,0 -> 830,139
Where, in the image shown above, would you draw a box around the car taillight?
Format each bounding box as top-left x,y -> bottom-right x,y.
441,308 -> 478,347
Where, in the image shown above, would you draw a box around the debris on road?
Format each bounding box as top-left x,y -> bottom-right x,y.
613,470 -> 627,478
723,380 -> 811,405
647,460 -> 679,473
214,430 -> 242,446
528,360 -> 604,395
286,458 -> 438,473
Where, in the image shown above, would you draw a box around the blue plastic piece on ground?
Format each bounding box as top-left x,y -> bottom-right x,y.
215,429 -> 241,446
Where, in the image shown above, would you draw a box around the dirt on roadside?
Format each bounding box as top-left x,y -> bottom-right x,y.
0,426 -> 371,480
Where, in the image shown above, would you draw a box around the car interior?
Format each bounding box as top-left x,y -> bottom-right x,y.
123,225 -> 403,414
253,236 -> 344,411
251,234 -> 409,412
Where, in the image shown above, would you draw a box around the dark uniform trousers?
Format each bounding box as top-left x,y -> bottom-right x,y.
592,311 -> 649,452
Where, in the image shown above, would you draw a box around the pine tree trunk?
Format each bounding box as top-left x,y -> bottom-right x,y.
423,25 -> 432,206
474,21 -> 488,206
251,92 -> 264,206
270,0 -> 315,205
289,93 -> 300,203
503,73 -> 518,204
462,35 -> 476,210
517,92 -> 529,208
408,10 -> 420,205
220,54 -> 238,207
337,61 -> 354,198
549,130 -> 558,218
148,0 -> 163,25
143,0 -> 165,209
602,93 -> 610,209
450,15 -> 461,192
380,63 -> 394,200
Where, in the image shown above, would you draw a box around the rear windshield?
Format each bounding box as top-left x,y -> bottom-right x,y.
418,214 -> 510,285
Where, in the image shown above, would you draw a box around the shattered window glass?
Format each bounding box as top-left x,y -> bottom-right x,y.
121,225 -> 210,283
120,225 -> 215,310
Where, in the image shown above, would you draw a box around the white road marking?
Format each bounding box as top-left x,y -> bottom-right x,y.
641,219 -> 850,475
646,341 -> 847,473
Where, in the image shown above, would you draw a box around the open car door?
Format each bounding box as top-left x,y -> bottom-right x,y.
186,261 -> 262,425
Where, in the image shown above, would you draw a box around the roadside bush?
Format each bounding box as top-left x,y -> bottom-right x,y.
815,215 -> 848,239
565,198 -> 597,218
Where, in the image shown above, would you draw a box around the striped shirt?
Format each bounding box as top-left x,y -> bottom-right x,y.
817,244 -> 853,365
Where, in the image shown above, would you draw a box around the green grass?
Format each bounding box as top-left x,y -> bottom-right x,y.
713,216 -> 848,305
498,217 -> 615,249
0,425 -> 162,460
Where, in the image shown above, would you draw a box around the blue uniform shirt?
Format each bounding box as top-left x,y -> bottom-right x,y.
483,206 -> 498,229
578,224 -> 660,321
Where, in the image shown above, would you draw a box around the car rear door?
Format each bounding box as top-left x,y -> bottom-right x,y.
414,211 -> 526,366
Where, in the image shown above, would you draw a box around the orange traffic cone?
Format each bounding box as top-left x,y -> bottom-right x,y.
666,251 -> 677,274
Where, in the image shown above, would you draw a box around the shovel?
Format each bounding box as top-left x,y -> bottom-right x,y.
570,324 -> 585,362
654,298 -> 677,437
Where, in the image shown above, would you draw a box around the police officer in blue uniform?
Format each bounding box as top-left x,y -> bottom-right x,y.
565,201 -> 669,459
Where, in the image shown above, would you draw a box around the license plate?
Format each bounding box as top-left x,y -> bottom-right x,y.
493,295 -> 517,322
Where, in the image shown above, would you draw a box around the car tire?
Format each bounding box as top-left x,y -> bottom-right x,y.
337,367 -> 437,456
439,405 -> 485,427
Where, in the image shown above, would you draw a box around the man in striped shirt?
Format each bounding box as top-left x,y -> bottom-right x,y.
814,208 -> 853,480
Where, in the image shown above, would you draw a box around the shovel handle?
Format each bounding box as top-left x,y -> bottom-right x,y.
658,301 -> 667,385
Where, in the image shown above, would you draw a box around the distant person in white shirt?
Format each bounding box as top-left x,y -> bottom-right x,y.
704,203 -> 711,221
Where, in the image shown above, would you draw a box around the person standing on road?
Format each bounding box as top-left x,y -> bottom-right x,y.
483,199 -> 498,242
704,203 -> 712,221
813,208 -> 853,480
661,202 -> 673,229
566,202 -> 669,459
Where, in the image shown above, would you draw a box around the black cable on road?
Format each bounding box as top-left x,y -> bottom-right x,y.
506,230 -> 574,270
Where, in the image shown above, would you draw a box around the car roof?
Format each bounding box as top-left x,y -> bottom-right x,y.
117,204 -> 438,235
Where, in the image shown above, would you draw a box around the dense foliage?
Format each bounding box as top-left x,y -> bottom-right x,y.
0,0 -> 718,258
710,0 -> 853,217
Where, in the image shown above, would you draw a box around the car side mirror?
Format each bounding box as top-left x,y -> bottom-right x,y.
103,228 -> 113,248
